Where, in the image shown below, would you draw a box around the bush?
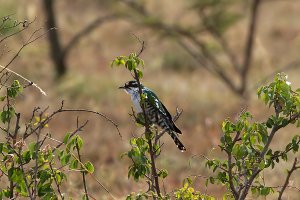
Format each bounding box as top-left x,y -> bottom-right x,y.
113,46 -> 300,199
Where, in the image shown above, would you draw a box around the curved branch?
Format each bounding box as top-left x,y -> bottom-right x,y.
61,14 -> 120,60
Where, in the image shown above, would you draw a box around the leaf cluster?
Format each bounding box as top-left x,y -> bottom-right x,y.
205,73 -> 300,199
0,79 -> 95,199
111,53 -> 144,79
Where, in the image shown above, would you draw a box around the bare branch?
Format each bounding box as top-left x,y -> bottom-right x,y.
0,64 -> 47,96
23,101 -> 121,140
240,0 -> 262,95
62,14 -> 120,60
1,27 -> 56,74
0,17 -> 36,44
278,158 -> 299,200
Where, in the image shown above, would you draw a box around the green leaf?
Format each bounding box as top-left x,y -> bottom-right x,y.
7,80 -> 23,98
266,118 -> 274,128
84,161 -> 94,173
0,107 -> 15,123
37,183 -> 53,197
136,69 -> 143,79
63,132 -> 71,145
0,96 -> 6,101
21,150 -> 31,164
0,143 -> 4,154
136,138 -> 144,147
39,169 -> 52,184
158,169 -> 168,179
260,187 -> 270,196
29,142 -> 38,156
82,194 -> 89,200
70,159 -> 79,170
281,153 -> 288,161
258,160 -> 265,170
75,136 -> 84,150
61,154 -> 71,166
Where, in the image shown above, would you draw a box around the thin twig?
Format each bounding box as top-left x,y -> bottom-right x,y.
278,158 -> 299,200
1,27 -> 56,74
75,139 -> 89,200
0,17 -> 36,44
0,64 -> 47,96
49,162 -> 64,199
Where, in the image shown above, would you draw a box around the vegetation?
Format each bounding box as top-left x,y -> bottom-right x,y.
0,78 -> 97,199
1,1 -> 300,199
112,47 -> 300,199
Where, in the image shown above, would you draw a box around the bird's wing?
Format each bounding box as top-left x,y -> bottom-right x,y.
143,88 -> 182,134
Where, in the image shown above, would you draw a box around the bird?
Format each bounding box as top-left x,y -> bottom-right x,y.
119,80 -> 186,152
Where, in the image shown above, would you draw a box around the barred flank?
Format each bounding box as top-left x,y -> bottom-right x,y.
145,101 -> 186,151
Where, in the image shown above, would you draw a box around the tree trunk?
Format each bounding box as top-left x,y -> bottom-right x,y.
43,0 -> 66,77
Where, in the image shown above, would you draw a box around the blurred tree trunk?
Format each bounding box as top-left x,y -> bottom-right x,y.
42,0 -> 66,77
121,0 -> 263,99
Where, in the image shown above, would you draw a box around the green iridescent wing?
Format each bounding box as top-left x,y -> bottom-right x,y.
142,87 -> 182,134
143,88 -> 166,113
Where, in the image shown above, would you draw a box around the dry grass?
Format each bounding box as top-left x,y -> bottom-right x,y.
1,0 -> 300,199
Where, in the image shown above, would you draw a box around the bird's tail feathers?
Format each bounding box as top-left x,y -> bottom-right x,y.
168,130 -> 186,152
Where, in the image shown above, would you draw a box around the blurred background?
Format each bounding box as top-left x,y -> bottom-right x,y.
1,0 -> 300,199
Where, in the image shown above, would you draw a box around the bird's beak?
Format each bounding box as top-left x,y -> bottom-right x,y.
118,86 -> 125,89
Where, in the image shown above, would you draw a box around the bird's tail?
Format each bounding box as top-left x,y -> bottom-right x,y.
167,130 -> 186,152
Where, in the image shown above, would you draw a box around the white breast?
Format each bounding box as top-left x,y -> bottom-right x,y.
131,93 -> 142,113
126,88 -> 143,114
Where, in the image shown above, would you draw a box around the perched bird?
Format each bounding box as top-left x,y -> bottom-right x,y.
119,80 -> 186,152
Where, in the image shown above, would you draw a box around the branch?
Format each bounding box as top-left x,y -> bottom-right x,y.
17,146 -> 33,199
23,101 -> 121,140
1,27 -> 55,74
122,0 -> 243,96
260,113 -> 300,158
49,163 -> 64,199
62,14 -> 120,60
254,59 -> 300,90
132,40 -> 161,197
32,125 -> 41,199
240,0 -> 262,95
206,27 -> 241,72
52,120 -> 89,151
0,64 -> 47,96
0,17 -> 36,44
76,139 -> 89,200
239,112 -> 300,200
227,131 -> 241,198
278,158 -> 299,200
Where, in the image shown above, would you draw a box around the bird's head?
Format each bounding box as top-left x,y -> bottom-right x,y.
119,80 -> 143,96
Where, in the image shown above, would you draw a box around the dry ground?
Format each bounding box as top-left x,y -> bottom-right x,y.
1,0 -> 300,199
